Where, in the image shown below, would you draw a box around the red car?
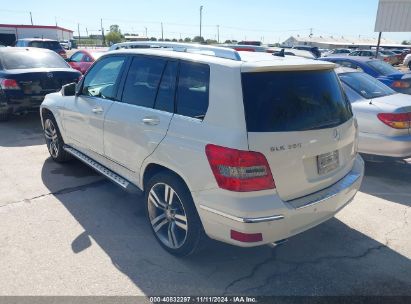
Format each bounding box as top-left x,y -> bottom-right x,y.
66,50 -> 105,74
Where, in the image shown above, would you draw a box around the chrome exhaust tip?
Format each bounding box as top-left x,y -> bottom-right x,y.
268,239 -> 288,248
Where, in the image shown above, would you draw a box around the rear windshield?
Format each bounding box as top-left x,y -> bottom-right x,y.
241,70 -> 353,132
28,41 -> 62,50
339,72 -> 395,99
367,60 -> 399,76
1,51 -> 69,70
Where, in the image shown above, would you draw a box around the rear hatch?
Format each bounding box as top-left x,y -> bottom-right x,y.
241,63 -> 356,201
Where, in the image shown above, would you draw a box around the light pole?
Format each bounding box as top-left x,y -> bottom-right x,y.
144,27 -> 148,38
200,5 -> 203,41
217,25 -> 220,44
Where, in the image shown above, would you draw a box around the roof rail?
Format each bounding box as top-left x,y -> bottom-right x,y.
110,41 -> 242,61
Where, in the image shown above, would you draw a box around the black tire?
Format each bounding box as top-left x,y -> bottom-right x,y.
43,113 -> 72,162
408,62 -> 411,71
145,171 -> 205,257
0,112 -> 10,122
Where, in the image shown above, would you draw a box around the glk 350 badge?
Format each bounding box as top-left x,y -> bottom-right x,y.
270,143 -> 302,152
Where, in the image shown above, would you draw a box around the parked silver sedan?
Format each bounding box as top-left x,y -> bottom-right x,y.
336,67 -> 411,160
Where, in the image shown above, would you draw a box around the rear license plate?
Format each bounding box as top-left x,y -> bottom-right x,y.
317,150 -> 339,175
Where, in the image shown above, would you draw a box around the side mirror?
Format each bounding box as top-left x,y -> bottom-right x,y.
61,83 -> 76,96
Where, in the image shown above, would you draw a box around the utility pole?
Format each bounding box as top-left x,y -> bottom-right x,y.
200,5 -> 203,40
309,28 -> 313,38
55,17 -> 58,27
30,12 -> 33,25
86,28 -> 89,38
217,25 -> 220,43
376,32 -> 382,58
77,23 -> 81,47
144,27 -> 148,38
161,22 -> 164,41
101,18 -> 105,46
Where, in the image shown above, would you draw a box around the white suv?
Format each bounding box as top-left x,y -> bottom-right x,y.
40,44 -> 364,256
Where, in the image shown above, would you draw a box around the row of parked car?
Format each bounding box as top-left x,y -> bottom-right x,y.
1,39 -> 410,255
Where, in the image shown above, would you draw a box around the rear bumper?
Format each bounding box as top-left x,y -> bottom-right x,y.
0,95 -> 44,115
359,132 -> 411,159
195,155 -> 364,247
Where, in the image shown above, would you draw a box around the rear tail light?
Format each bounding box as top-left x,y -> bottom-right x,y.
392,81 -> 411,89
377,113 -> 411,129
383,57 -> 389,62
58,50 -> 67,58
205,144 -> 275,192
0,78 -> 20,90
231,230 -> 263,243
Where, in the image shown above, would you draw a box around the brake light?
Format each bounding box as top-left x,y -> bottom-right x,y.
0,78 -> 20,90
58,50 -> 67,58
392,81 -> 411,89
383,57 -> 389,62
205,144 -> 275,192
377,113 -> 411,129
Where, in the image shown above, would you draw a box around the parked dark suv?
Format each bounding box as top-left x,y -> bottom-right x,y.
292,45 -> 321,58
15,38 -> 67,58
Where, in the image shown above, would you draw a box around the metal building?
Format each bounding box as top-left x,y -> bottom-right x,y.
0,24 -> 74,46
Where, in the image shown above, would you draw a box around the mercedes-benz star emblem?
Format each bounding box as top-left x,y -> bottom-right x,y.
333,129 -> 341,141
47,72 -> 53,78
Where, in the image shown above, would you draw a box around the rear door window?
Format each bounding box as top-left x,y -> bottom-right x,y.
154,61 -> 178,113
241,70 -> 352,132
176,61 -> 210,119
121,56 -> 167,108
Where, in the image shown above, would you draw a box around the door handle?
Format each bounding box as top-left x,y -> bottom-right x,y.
142,116 -> 160,126
92,107 -> 104,114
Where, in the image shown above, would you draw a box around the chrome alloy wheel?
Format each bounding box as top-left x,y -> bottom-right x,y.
148,183 -> 188,249
44,119 -> 59,158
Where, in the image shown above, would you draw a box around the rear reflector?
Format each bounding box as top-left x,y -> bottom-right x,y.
231,230 -> 263,243
377,113 -> 411,129
205,144 -> 275,192
0,78 -> 20,90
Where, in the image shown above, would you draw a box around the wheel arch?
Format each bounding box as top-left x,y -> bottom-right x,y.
141,162 -> 192,194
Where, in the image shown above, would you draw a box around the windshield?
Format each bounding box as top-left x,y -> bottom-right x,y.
367,60 -> 400,75
28,41 -> 63,50
339,72 -> 396,99
1,51 -> 69,70
241,69 -> 353,132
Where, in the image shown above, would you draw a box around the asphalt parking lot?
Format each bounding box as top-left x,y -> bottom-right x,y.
0,113 -> 410,296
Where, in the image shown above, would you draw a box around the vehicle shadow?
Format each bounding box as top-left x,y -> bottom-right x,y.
41,160 -> 411,296
0,112 -> 45,147
360,160 -> 411,207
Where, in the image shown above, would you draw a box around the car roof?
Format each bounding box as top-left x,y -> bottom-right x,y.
323,56 -> 378,63
0,47 -> 55,54
334,67 -> 360,74
104,48 -> 335,71
17,38 -> 58,42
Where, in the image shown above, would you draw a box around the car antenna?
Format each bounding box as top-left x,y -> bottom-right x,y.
273,49 -> 285,57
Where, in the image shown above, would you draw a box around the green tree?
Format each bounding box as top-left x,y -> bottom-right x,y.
106,31 -> 122,45
184,37 -> 192,43
402,40 -> 411,45
172,38 -> 178,42
110,24 -> 121,33
224,40 -> 232,44
192,36 -> 205,43
206,39 -> 218,45
150,37 -> 157,41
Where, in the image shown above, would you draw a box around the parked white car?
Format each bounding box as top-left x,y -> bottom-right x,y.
404,53 -> 411,70
40,44 -> 364,256
336,67 -> 411,160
